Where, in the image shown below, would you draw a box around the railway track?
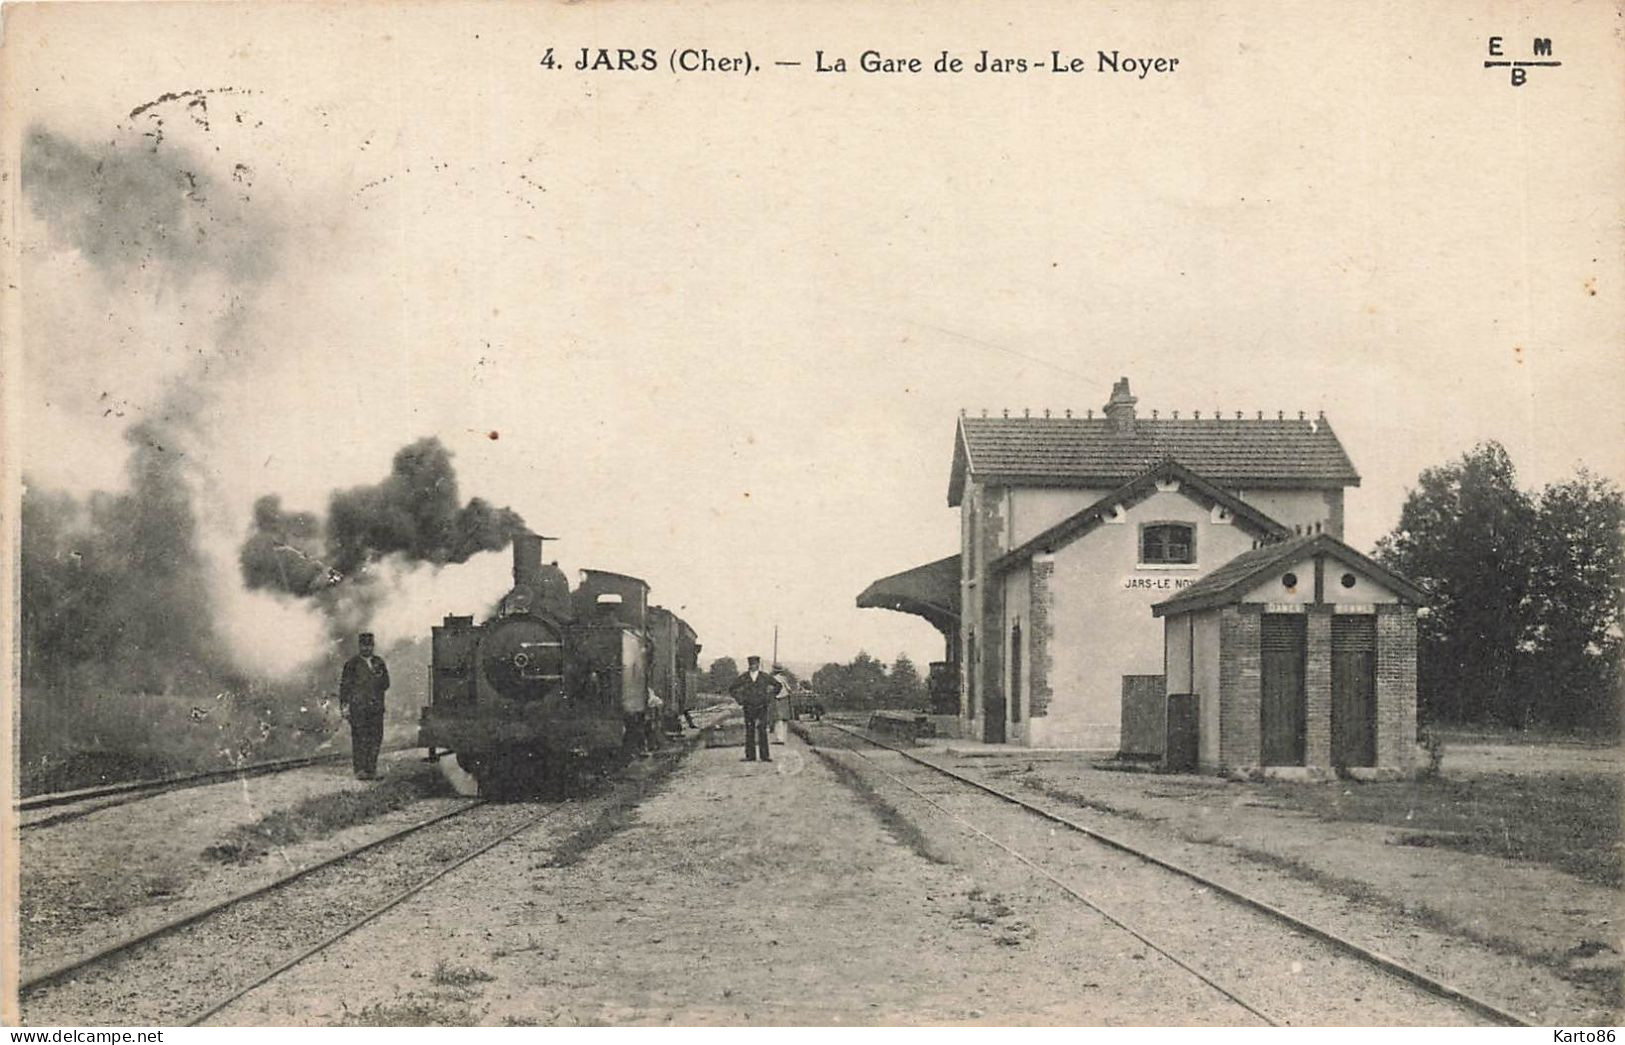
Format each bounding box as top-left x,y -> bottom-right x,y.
185,719 -> 726,1027
185,800 -> 566,1026
18,753 -> 357,830
20,795 -> 573,1025
806,720 -> 1531,1028
23,716 -> 725,1025
23,798 -> 484,996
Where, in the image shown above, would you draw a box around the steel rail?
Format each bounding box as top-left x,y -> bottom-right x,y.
807,725 -> 1279,1025
812,721 -> 1530,1028
19,753 -> 357,812
28,712 -> 724,1019
187,803 -> 567,1026
20,799 -> 486,994
190,712 -> 730,1025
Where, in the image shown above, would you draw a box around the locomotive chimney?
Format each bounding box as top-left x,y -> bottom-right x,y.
513,532 -> 543,588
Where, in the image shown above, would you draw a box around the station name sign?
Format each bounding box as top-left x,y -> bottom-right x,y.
1122,575 -> 1197,592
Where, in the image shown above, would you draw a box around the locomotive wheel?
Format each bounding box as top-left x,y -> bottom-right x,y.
478,746 -> 548,799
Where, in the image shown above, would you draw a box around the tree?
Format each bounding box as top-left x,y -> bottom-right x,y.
811,651 -> 890,709
1375,443 -> 1536,725
886,654 -> 926,708
1526,470 -> 1623,728
811,662 -> 847,702
1375,443 -> 1623,731
703,656 -> 739,693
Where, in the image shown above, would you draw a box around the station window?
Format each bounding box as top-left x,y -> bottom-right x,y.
1140,523 -> 1196,565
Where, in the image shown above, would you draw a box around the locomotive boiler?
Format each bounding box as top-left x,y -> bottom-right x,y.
418,533 -> 698,794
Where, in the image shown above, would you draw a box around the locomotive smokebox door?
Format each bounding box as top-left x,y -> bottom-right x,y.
479,617 -> 564,701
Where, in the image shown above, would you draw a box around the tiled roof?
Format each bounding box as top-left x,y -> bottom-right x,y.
857,554 -> 960,632
1150,534 -> 1427,617
991,460 -> 1290,575
949,415 -> 1360,505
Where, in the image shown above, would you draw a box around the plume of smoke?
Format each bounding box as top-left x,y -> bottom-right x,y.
238,435 -> 528,658
14,116 -> 459,780
21,122 -> 275,289
325,437 -> 528,577
19,120 -> 522,720
349,549 -> 514,649
20,423 -> 228,694
20,118 -> 286,694
240,438 -> 525,600
208,523 -> 333,681
239,494 -> 333,597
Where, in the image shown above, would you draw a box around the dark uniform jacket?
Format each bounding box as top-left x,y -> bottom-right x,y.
340,654 -> 391,714
728,670 -> 785,712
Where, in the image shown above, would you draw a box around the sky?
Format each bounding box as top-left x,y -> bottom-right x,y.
5,0 -> 1622,675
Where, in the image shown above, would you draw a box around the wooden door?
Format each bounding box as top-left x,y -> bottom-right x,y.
1260,615 -> 1306,765
1331,616 -> 1378,767
1009,623 -> 1023,724
1165,692 -> 1199,772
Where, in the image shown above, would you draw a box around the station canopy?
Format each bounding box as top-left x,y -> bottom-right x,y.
856,554 -> 961,635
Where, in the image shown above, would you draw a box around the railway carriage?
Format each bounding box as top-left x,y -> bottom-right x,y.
647,606 -> 703,734
419,534 -> 698,794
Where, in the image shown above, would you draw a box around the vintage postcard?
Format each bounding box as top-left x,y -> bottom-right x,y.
2,0 -> 1621,1029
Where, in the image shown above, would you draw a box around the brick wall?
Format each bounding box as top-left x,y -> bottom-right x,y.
960,497 -> 973,722
1029,555 -> 1055,718
966,483 -> 1006,737
1305,608 -> 1332,767
1219,606 -> 1262,769
1376,605 -> 1419,769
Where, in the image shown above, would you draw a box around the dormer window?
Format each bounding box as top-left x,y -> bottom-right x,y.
1141,523 -> 1196,566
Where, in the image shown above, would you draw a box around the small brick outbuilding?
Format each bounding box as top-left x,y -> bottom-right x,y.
1151,534 -> 1426,777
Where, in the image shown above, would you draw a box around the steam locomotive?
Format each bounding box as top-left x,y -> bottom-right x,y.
419,533 -> 700,794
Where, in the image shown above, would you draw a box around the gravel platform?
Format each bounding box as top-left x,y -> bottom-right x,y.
910,742 -> 1617,1024
201,729 -> 1422,1025
19,750 -> 455,976
20,798 -> 591,1025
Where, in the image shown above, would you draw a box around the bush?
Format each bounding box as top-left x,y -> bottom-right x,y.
18,683 -> 345,795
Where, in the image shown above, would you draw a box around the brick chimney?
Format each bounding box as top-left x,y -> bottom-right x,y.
1103,377 -> 1138,435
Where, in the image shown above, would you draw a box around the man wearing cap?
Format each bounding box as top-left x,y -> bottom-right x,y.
339,632 -> 390,780
727,655 -> 784,763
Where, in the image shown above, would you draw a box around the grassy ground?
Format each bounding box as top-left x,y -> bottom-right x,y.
19,685 -> 422,795
1256,772 -> 1622,887
1432,723 -> 1621,747
19,685 -> 339,795
201,763 -> 456,863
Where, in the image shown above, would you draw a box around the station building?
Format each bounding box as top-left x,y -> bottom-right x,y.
861,377 -> 1423,773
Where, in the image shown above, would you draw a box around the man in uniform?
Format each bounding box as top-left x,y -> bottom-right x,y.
339,632 -> 390,780
727,655 -> 784,763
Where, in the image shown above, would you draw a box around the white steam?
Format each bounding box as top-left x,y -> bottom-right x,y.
362,550 -> 515,649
